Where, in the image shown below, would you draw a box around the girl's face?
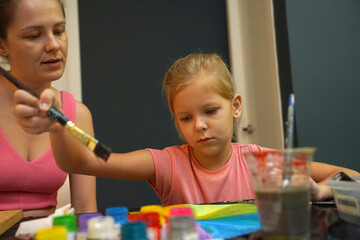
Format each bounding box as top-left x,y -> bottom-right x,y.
0,0 -> 67,88
172,79 -> 242,160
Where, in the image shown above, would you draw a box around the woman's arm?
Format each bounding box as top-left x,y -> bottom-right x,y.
14,88 -> 156,182
69,173 -> 97,213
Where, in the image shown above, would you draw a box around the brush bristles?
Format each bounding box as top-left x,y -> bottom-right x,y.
94,142 -> 112,161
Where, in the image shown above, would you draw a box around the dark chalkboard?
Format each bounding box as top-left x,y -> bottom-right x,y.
78,0 -> 229,211
274,0 -> 360,171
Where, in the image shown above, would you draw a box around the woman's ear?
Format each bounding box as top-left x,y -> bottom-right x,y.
0,39 -> 8,57
232,94 -> 242,119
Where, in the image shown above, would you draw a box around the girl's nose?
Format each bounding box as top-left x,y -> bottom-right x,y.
194,116 -> 207,132
45,34 -> 60,52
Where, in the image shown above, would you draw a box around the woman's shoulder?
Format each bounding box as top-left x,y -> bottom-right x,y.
59,90 -> 92,123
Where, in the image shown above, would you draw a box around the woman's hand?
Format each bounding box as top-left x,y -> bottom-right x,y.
13,88 -> 62,134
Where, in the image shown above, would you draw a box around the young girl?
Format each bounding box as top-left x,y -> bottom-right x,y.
0,0 -> 97,216
13,53 -> 359,206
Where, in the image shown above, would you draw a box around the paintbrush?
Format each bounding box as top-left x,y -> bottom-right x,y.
0,66 -> 111,160
283,93 -> 295,185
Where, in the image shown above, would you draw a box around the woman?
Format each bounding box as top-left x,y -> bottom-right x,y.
0,0 -> 97,217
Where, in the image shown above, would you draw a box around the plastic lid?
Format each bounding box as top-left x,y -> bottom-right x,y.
170,206 -> 194,217
128,213 -> 145,222
140,205 -> 163,214
35,226 -> 67,240
121,222 -> 148,240
106,207 -> 129,224
87,216 -> 117,239
78,212 -> 103,233
53,214 -> 78,232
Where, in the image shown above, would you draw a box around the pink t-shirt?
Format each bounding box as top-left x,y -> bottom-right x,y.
147,143 -> 268,206
0,91 -> 75,210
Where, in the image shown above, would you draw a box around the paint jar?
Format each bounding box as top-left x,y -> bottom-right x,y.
128,212 -> 161,240
87,216 -> 117,240
35,226 -> 67,240
122,222 -> 149,240
168,207 -> 198,240
106,207 -> 128,240
53,214 -> 78,240
140,205 -> 165,240
77,212 -> 103,240
143,212 -> 161,240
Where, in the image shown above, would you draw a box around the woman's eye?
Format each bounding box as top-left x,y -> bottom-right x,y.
27,34 -> 40,39
54,29 -> 65,36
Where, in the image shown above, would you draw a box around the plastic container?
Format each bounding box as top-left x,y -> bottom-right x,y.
140,205 -> 166,240
106,207 -> 129,240
122,222 -> 149,240
87,216 -> 117,240
168,207 -> 198,240
77,212 -> 103,240
327,176 -> 360,225
53,214 -> 77,240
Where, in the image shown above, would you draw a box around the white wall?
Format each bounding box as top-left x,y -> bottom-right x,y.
55,0 -> 82,208
226,0 -> 284,150
52,0 -> 82,102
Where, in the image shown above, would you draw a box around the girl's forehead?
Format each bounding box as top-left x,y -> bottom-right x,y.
173,83 -> 229,111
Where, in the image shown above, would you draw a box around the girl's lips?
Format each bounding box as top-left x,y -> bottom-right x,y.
198,137 -> 214,143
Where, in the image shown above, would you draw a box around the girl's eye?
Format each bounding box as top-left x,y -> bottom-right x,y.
206,108 -> 218,115
180,116 -> 191,122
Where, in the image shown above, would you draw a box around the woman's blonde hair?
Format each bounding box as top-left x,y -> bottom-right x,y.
162,53 -> 239,141
163,53 -> 236,115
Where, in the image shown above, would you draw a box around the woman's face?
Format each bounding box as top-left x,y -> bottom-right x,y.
0,0 -> 67,87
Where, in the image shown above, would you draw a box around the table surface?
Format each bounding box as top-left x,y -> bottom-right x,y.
1,204 -> 360,240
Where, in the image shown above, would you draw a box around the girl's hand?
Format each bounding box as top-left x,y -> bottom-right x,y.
309,177 -> 333,201
13,88 -> 62,134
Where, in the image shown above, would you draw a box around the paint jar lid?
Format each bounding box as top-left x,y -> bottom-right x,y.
53,214 -> 78,232
35,226 -> 67,240
121,222 -> 148,240
106,207 -> 129,224
128,213 -> 145,222
87,216 -> 117,239
140,205 -> 163,213
170,206 -> 194,217
78,212 -> 103,233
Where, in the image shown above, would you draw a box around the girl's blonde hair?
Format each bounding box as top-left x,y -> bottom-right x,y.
163,53 -> 236,115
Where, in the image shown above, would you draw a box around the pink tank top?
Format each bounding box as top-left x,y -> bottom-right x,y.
0,91 -> 75,210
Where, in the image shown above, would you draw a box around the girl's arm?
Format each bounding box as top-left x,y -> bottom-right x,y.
14,88 -> 156,182
310,161 -> 359,200
311,161 -> 359,184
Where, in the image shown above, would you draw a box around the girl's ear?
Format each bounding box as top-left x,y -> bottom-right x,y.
232,94 -> 242,119
0,39 -> 8,57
